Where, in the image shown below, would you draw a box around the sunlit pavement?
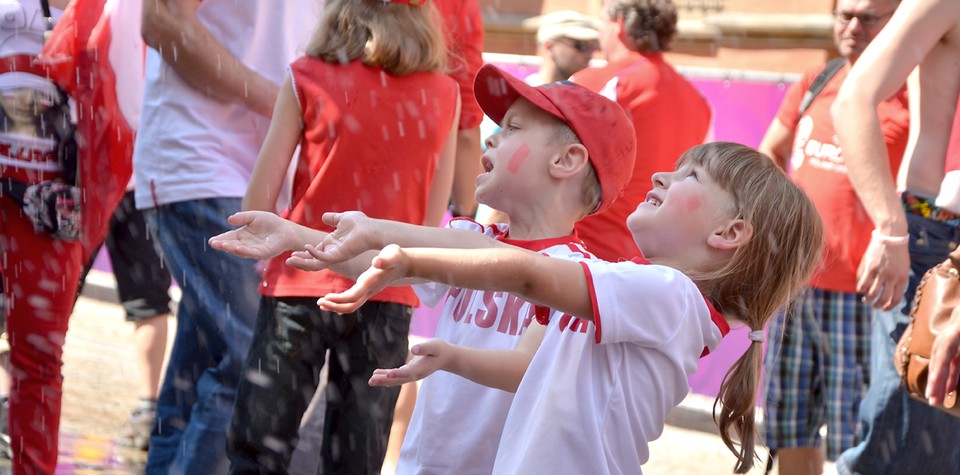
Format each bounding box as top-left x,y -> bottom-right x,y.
20,271 -> 832,475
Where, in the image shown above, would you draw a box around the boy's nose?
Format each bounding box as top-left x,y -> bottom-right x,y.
484,133 -> 497,150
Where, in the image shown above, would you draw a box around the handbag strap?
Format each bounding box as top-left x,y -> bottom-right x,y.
38,0 -> 54,35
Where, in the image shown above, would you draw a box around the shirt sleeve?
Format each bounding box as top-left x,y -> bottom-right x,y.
413,218 -> 507,306
776,69 -> 817,129
582,260 -> 715,351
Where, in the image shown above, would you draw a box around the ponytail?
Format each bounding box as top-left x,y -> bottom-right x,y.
714,339 -> 764,473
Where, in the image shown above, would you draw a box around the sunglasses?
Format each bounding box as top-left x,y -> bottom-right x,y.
833,10 -> 895,27
554,38 -> 599,54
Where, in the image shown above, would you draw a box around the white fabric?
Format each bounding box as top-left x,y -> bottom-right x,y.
491,259 -> 723,475
0,0 -> 58,56
107,0 -> 143,132
133,0 -> 320,209
397,219 -> 594,475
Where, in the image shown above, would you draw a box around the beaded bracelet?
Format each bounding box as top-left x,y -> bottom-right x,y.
871,229 -> 909,246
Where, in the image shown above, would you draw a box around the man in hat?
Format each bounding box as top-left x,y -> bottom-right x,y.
525,10 -> 601,86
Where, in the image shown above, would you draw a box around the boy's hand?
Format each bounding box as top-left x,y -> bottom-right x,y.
368,339 -> 450,387
208,211 -> 298,259
287,211 -> 376,271
286,244 -> 333,272
318,211 -> 377,261
317,244 -> 408,314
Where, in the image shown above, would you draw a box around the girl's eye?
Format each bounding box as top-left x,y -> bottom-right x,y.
686,170 -> 699,180
506,123 -> 519,132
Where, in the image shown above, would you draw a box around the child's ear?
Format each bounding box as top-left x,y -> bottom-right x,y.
550,143 -> 590,179
707,219 -> 754,251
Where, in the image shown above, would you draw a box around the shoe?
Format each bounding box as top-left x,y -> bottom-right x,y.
117,399 -> 155,451
0,395 -> 10,460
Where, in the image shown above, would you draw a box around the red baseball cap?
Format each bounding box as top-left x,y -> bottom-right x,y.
473,64 -> 637,214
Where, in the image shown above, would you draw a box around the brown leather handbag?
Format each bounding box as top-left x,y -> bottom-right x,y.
896,246 -> 960,417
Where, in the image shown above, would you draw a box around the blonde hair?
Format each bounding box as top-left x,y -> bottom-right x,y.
680,142 -> 823,473
549,120 -> 601,216
305,0 -> 447,75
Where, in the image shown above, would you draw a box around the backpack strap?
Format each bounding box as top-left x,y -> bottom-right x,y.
797,57 -> 846,116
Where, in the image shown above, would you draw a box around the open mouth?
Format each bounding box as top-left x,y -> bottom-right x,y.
645,192 -> 662,206
481,156 -> 493,173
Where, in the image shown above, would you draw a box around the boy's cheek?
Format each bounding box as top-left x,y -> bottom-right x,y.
507,143 -> 531,174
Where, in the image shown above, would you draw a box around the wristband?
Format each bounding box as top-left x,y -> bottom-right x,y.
871,229 -> 909,246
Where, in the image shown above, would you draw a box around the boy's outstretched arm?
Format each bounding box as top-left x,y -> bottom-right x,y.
369,322 -> 546,393
286,211 -> 510,273
319,244 -> 594,320
208,211 -> 323,259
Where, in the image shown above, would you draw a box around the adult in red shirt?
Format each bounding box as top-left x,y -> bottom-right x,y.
572,0 -> 712,262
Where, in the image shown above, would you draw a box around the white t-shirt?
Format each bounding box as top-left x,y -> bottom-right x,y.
0,1 -> 61,177
133,0 -> 320,209
491,258 -> 725,475
397,218 -> 595,475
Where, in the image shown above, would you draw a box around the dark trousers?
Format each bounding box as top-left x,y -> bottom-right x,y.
227,296 -> 412,475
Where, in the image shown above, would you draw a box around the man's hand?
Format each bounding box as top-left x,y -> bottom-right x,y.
208,211 -> 298,259
368,339 -> 450,387
316,244 -> 408,314
927,306 -> 960,406
857,240 -> 911,310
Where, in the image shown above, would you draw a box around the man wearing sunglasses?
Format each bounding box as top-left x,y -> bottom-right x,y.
525,10 -> 600,87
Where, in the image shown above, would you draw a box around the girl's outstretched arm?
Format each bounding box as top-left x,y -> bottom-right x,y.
369,322 -> 546,392
319,244 -> 594,320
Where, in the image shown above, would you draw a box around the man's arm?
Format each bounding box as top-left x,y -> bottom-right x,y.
830,0 -> 960,309
757,119 -> 794,170
141,0 -> 279,117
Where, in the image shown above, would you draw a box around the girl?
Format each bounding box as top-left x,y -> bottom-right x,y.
317,142 -> 825,474
228,0 -> 459,473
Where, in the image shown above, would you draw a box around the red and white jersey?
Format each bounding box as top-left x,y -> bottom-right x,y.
492,258 -> 725,475
397,218 -> 595,475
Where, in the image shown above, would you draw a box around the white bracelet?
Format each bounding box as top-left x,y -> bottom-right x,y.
871,229 -> 909,246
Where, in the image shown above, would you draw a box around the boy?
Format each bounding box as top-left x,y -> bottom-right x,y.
209,64 -> 637,475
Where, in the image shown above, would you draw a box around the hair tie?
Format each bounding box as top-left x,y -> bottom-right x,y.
747,330 -> 764,343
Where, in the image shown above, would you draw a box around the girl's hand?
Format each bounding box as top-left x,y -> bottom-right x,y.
368,339 -> 450,387
208,211 -> 297,259
317,244 -> 408,314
